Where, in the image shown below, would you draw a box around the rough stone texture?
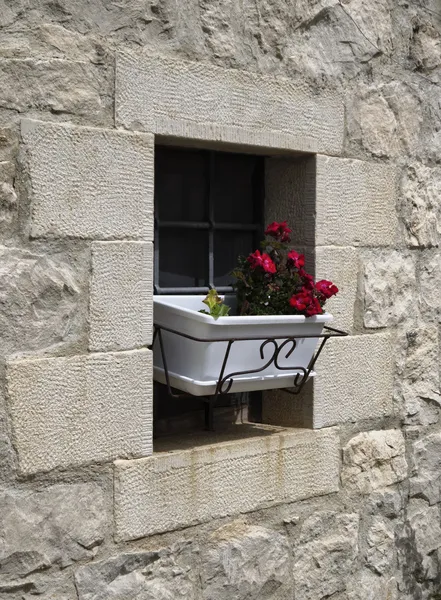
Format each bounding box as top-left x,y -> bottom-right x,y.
316,155 -> 398,247
90,242 -> 153,352
346,571 -> 398,600
0,245 -> 88,358
400,162 -> 441,248
406,499 -> 441,578
75,543 -> 198,600
293,512 -> 359,600
342,430 -> 407,494
0,59 -> 113,126
21,119 -> 154,240
200,522 -> 291,600
114,428 -> 339,540
116,52 -> 344,155
263,333 -> 393,429
363,250 -> 417,329
7,349 -> 153,474
0,483 -> 107,593
410,433 -> 441,505
364,517 -> 395,575
419,249 -> 441,320
395,326 -> 441,426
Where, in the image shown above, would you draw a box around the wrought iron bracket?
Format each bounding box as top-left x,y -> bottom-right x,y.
152,324 -> 348,431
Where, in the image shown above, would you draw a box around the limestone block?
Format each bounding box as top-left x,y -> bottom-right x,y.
395,326 -> 440,427
364,517 -> 395,575
410,433 -> 441,505
400,162 -> 441,247
75,543 -> 198,600
21,119 -> 154,240
115,53 -> 344,155
346,571 -> 398,600
407,499 -> 441,577
316,156 -> 398,247
293,511 -> 359,600
0,59 -> 112,125
0,245 -> 88,357
7,349 -> 152,474
315,246 -> 358,332
0,483 -> 107,577
363,249 -> 417,328
342,430 -> 407,494
265,156 -> 316,247
419,249 -> 441,319
114,428 -> 339,540
263,333 -> 393,429
90,242 -> 153,351
200,523 -> 292,600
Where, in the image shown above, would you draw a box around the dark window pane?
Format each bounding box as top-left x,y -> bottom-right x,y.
214,231 -> 255,287
212,153 -> 262,224
155,147 -> 207,222
159,229 -> 208,288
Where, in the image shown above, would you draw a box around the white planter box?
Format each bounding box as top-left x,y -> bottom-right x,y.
153,295 -> 333,396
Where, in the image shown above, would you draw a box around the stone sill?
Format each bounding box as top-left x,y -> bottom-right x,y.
114,425 -> 340,541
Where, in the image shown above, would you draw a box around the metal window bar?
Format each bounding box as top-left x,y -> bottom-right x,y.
153,324 -> 348,431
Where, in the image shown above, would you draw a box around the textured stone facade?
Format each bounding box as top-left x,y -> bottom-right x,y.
1,2 -> 441,599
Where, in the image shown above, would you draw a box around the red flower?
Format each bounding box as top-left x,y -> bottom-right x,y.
289,289 -> 323,316
265,221 -> 292,242
247,250 -> 277,274
315,280 -> 338,299
287,250 -> 305,270
299,269 -> 314,290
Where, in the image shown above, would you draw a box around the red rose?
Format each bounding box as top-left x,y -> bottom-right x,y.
299,269 -> 314,290
265,221 -> 292,242
289,290 -> 323,316
287,250 -> 305,270
315,280 -> 338,299
247,250 -> 277,274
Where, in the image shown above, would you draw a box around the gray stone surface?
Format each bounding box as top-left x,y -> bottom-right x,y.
114,428 -> 339,540
21,119 -> 154,240
395,326 -> 441,426
90,241 -> 153,351
363,250 -> 417,328
342,430 -> 407,494
410,432 -> 441,505
0,59 -> 112,125
200,522 -> 291,600
116,52 -> 344,155
293,512 -> 359,600
75,543 -> 197,600
365,517 -> 395,575
0,483 -> 107,585
0,245 -> 88,357
7,349 -> 153,474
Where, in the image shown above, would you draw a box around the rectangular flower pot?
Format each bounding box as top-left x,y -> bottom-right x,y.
153,295 -> 333,396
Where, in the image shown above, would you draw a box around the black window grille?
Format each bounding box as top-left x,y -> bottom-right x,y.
154,146 -> 264,294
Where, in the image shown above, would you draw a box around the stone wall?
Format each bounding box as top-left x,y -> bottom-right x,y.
1,1 -> 441,599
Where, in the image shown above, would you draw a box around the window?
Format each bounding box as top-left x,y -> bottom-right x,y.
153,145 -> 265,436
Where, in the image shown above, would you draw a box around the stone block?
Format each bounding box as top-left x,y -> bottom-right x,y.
200,523 -> 292,600
265,156 -> 316,246
115,53 -> 344,155
315,246 -> 358,332
263,333 -> 393,429
0,484 -> 107,576
342,430 -> 407,494
316,156 -> 398,247
363,249 -> 417,329
410,432 -> 441,505
293,511 -> 359,600
7,349 -> 152,474
114,428 -> 339,540
90,242 -> 153,352
21,119 -> 154,240
0,59 -> 112,125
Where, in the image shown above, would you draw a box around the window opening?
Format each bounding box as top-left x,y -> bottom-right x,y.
153,145 -> 265,438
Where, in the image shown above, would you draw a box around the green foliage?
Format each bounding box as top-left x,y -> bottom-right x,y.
199,289 -> 231,320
